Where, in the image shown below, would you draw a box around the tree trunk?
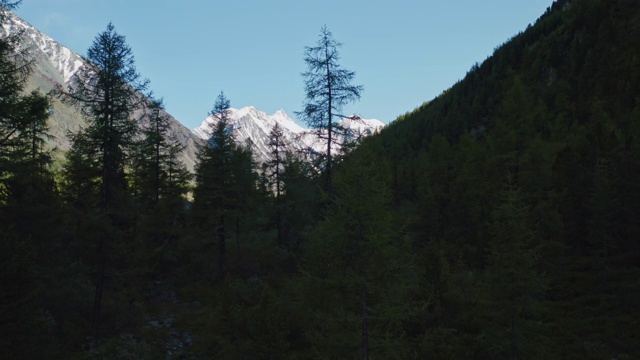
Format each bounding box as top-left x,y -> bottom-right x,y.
510,274 -> 517,360
218,214 -> 226,280
325,45 -> 333,195
93,101 -> 112,347
275,147 -> 282,246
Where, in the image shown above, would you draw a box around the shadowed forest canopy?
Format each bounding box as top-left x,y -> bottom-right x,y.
1,0 -> 640,358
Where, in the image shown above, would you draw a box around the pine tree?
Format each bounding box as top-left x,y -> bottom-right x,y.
60,22 -> 148,346
297,25 -> 363,194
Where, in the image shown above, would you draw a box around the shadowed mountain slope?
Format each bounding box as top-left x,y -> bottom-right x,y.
344,0 -> 640,357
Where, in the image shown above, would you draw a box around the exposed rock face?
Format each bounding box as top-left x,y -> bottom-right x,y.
0,10 -> 201,170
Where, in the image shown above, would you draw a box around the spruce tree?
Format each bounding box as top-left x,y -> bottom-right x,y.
298,25 -> 363,194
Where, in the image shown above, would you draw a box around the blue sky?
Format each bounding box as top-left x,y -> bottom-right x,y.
15,0 -> 552,129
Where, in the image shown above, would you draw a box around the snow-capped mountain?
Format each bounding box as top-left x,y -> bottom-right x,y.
1,9 -> 384,171
1,12 -> 84,84
194,106 -> 385,164
0,10 -> 201,170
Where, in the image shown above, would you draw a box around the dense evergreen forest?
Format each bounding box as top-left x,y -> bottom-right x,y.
1,0 -> 639,358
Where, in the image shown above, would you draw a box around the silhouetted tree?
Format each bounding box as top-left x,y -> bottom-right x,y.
60,22 -> 148,346
266,122 -> 287,244
298,25 -> 363,194
193,91 -> 238,280
0,3 -> 60,357
132,97 -> 190,209
130,97 -> 191,277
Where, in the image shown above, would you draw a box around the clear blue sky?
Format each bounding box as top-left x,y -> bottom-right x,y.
15,0 -> 552,129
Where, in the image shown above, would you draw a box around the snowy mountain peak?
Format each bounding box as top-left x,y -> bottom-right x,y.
340,115 -> 385,136
0,10 -> 201,171
194,106 -> 385,164
1,10 -> 85,84
274,109 -> 289,118
1,10 -> 382,171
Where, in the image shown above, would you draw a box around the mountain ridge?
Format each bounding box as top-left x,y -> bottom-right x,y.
1,10 -> 383,170
194,106 -> 385,164
0,10 -> 203,170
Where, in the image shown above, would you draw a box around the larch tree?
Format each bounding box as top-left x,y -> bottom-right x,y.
0,0 -> 53,254
60,22 -> 148,346
266,122 -> 287,245
297,143 -> 417,359
479,176 -> 547,359
297,25 -> 363,194
0,1 -> 50,196
132,97 -> 190,209
130,97 -> 191,276
279,150 -> 318,253
193,91 -> 236,281
0,3 -> 64,357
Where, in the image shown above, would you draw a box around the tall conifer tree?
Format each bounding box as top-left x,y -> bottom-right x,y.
130,97 -> 191,276
266,122 -> 287,244
60,22 -> 148,346
193,91 -> 236,280
298,26 -> 363,194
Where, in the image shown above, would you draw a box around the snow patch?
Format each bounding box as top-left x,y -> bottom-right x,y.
1,11 -> 85,84
194,106 -> 385,164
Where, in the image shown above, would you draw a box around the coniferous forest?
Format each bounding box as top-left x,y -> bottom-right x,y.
2,0 -> 640,358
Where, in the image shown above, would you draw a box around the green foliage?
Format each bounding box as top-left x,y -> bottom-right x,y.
62,22 -> 148,211
369,1 -> 640,357
87,333 -> 162,360
264,122 -> 288,244
3,1 -> 640,358
58,22 -> 151,347
191,91 -> 258,281
477,178 -> 547,358
296,145 -> 419,358
193,91 -> 240,223
0,4 -> 68,358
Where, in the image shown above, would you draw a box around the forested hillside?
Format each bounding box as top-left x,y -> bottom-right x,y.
1,0 -> 639,359
357,0 -> 640,357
